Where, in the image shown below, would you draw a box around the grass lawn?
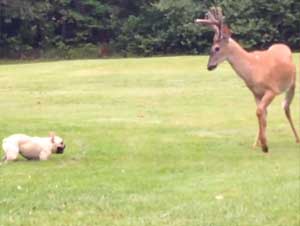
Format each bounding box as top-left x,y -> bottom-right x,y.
0,55 -> 299,226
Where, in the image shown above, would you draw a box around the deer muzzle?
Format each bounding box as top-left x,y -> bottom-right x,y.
207,64 -> 217,71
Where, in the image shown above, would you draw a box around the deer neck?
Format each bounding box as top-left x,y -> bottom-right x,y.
226,39 -> 254,83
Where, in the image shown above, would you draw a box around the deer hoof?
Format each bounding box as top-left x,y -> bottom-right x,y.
262,146 -> 269,153
252,143 -> 261,149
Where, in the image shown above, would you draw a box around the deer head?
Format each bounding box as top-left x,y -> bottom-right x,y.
195,7 -> 232,70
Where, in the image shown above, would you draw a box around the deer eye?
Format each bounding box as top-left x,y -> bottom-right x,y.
214,47 -> 220,52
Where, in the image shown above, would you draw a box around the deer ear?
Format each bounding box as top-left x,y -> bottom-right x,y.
49,132 -> 56,143
222,25 -> 232,39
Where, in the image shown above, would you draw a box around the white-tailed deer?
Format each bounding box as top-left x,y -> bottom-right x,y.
195,7 -> 299,152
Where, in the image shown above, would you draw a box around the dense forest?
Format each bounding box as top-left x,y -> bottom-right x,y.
0,0 -> 299,59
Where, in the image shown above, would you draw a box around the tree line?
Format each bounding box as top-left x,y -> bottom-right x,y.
0,0 -> 299,59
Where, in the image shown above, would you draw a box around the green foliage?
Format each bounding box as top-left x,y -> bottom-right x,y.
0,0 -> 299,58
221,0 -> 300,49
43,43 -> 99,59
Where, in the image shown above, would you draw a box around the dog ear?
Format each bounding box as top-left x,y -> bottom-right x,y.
49,131 -> 56,143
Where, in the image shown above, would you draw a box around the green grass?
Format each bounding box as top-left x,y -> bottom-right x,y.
0,55 -> 299,226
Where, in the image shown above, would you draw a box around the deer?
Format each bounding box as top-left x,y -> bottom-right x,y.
194,7 -> 299,153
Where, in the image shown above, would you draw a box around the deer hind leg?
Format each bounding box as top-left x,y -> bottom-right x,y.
256,92 -> 276,153
282,84 -> 300,143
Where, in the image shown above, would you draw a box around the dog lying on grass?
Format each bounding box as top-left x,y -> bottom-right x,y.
2,132 -> 65,162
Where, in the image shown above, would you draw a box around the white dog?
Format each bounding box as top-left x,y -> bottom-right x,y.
2,132 -> 65,162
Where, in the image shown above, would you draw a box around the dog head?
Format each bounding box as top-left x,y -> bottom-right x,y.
49,132 -> 66,154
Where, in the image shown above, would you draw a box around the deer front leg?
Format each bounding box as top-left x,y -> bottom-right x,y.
254,108 -> 269,148
256,92 -> 276,153
253,131 -> 261,148
253,96 -> 262,148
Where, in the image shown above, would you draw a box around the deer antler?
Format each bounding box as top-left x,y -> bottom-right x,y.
194,7 -> 226,42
